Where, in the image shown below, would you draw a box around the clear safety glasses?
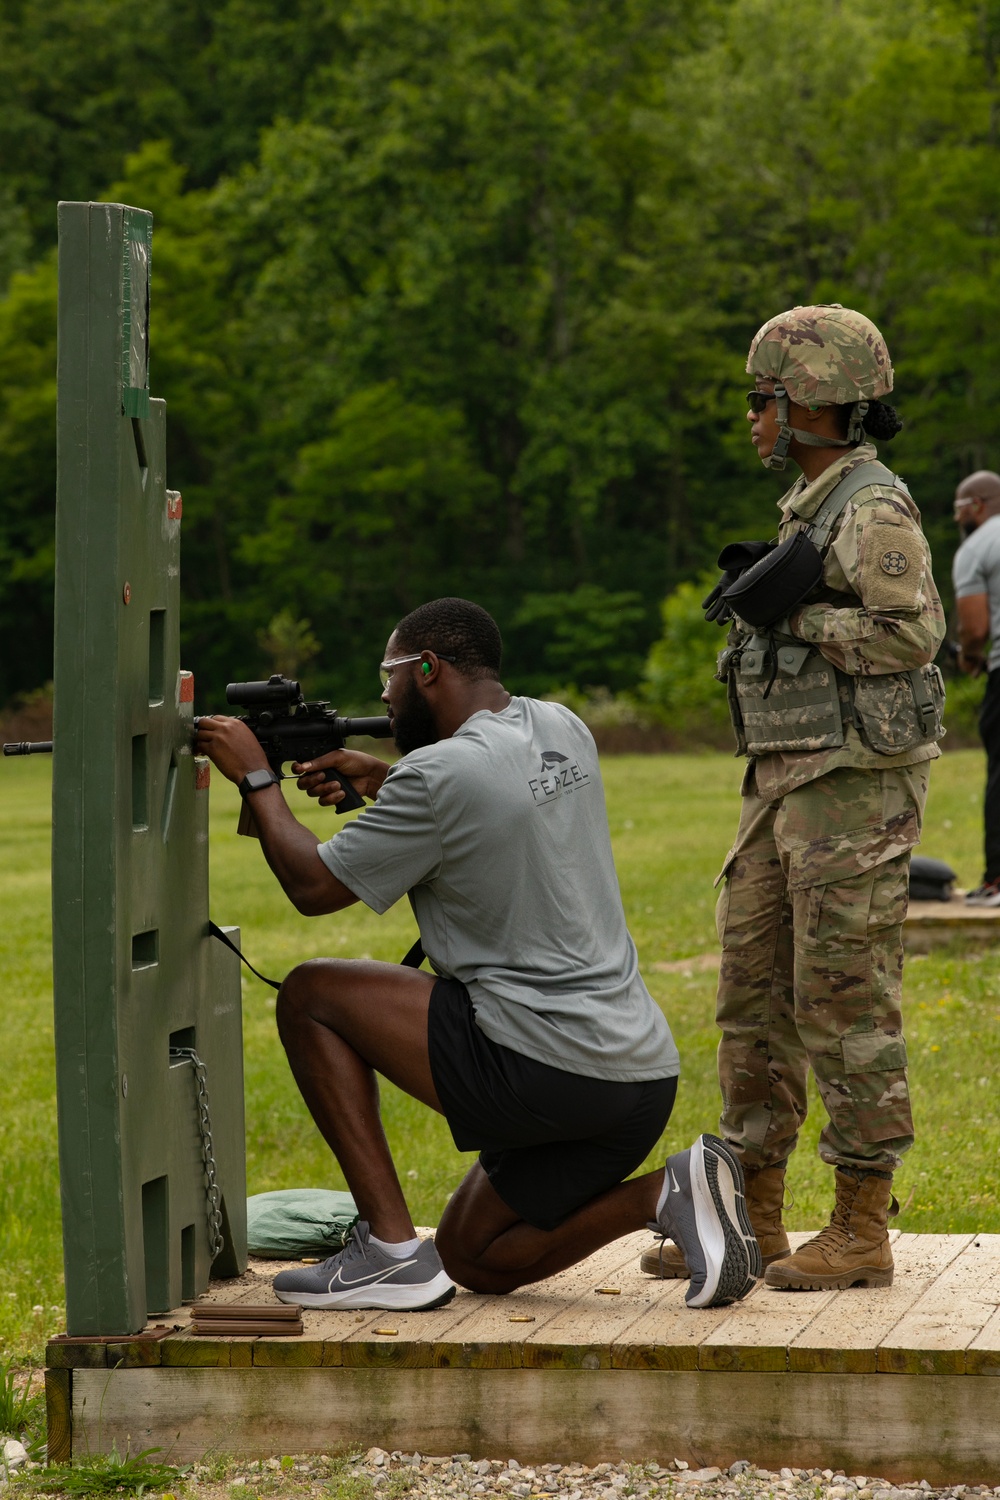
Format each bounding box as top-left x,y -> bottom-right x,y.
378,651 -> 456,689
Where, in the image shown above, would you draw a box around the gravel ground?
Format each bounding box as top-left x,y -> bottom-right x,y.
166,1449 -> 1000,1500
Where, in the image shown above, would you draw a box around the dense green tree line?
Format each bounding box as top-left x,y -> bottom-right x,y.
1,0 -> 998,709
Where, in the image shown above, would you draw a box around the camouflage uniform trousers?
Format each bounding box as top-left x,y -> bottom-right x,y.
715,762 -> 928,1173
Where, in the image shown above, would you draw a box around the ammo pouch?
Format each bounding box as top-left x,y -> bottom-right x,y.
718,637 -> 846,756
851,663 -> 945,754
718,645 -> 946,758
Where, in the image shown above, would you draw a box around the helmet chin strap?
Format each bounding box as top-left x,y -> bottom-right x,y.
762,384 -> 794,472
761,386 -> 869,472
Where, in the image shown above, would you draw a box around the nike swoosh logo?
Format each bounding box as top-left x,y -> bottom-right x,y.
670,1171 -> 682,1194
328,1258 -> 418,1290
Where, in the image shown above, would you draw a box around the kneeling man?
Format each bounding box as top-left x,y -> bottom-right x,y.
196,598 -> 758,1311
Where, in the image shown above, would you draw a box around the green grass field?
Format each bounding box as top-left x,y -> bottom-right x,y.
2,749 -> 999,1363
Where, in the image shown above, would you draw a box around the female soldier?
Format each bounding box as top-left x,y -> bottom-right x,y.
645,305 -> 945,1289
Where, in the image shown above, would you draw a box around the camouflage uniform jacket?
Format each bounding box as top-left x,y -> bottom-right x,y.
743,443 -> 945,803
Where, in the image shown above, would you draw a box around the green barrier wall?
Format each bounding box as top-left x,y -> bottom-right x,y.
53,201 -> 247,1337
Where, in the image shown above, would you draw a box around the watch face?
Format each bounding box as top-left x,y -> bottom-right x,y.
242,769 -> 278,796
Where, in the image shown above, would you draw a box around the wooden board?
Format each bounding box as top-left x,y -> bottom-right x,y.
44,1369 -> 70,1464
71,1365 -> 1000,1483
878,1234 -> 1000,1374
787,1233 -> 972,1373
519,1232 -> 665,1369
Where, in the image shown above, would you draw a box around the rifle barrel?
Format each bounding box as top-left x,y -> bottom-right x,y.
337,716 -> 393,740
3,741 -> 54,756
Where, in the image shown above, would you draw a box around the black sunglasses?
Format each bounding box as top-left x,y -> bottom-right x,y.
746,390 -> 777,414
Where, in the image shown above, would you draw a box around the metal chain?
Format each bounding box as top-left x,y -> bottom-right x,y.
169,1046 -> 226,1260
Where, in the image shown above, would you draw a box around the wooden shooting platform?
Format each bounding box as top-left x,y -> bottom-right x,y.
46,1232 -> 1000,1483
903,896 -> 1000,953
651,897 -> 1000,977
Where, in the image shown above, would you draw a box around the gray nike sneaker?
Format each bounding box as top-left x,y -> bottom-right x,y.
273,1222 -> 457,1311
648,1134 -> 760,1309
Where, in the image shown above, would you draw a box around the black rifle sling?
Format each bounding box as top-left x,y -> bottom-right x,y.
400,938 -> 426,968
208,920 -> 426,984
208,921 -> 281,989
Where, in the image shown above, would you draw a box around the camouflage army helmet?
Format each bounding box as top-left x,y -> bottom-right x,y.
746,304 -> 894,471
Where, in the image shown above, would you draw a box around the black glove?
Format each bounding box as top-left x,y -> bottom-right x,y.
702,541 -> 776,625
702,573 -> 742,625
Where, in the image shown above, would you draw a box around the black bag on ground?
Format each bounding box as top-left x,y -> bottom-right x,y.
908,856 -> 956,903
721,530 -> 825,629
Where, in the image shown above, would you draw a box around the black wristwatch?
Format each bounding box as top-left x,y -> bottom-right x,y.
238,768 -> 281,799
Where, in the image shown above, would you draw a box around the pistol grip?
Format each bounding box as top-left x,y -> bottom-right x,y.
323,767 -> 365,815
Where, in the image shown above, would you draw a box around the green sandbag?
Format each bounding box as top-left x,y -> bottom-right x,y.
246,1188 -> 359,1258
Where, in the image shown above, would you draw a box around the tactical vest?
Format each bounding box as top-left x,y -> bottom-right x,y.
718,460 -> 945,758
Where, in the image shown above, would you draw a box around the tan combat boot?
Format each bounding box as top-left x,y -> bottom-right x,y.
640,1162 -> 791,1278
763,1168 -> 898,1290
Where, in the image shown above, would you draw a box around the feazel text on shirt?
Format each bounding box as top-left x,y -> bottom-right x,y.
527,750 -> 592,805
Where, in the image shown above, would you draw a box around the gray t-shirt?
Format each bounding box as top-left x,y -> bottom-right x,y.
953,515 -> 1000,670
318,697 -> 678,1083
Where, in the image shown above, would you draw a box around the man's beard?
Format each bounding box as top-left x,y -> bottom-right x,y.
960,521 -> 978,539
392,673 -> 439,756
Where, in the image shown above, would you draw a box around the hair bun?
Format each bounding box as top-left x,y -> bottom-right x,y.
862,399 -> 903,441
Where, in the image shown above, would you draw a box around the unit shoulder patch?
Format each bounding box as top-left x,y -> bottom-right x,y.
860,521 -> 924,610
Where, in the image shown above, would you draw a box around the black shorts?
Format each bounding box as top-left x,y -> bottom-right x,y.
427,976 -> 677,1231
